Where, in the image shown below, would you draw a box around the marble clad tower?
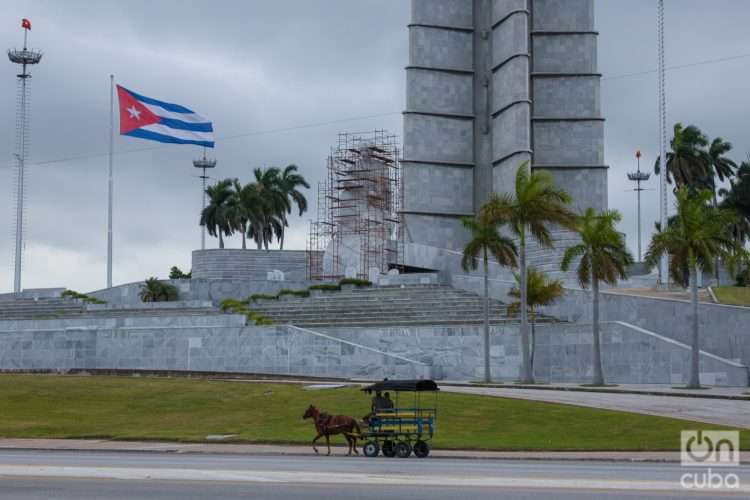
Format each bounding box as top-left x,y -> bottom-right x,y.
401,0 -> 607,270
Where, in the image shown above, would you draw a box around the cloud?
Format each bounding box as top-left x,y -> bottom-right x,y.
1,0 -> 748,292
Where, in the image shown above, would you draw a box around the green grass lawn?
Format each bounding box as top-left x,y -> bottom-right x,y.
714,286 -> 750,306
0,374 -> 747,451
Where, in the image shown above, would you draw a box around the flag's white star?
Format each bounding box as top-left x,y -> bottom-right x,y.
127,105 -> 141,120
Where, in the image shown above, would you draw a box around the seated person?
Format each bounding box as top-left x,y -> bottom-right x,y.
371,391 -> 386,412
382,392 -> 395,410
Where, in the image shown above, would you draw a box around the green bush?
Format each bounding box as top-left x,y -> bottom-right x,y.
308,284 -> 341,291
737,267 -> 750,287
338,278 -> 372,287
61,290 -> 107,305
278,288 -> 310,298
220,297 -> 273,325
249,293 -> 279,302
220,298 -> 248,312
139,278 -> 179,303
169,266 -> 192,280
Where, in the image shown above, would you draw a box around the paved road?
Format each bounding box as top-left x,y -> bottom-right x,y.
443,385 -> 750,428
0,450 -> 748,498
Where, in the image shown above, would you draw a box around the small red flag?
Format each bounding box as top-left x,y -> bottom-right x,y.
21,18 -> 31,30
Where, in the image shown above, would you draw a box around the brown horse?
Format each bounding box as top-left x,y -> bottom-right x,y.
302,404 -> 360,456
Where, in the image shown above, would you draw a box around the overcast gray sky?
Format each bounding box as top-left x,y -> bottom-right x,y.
1,0 -> 748,293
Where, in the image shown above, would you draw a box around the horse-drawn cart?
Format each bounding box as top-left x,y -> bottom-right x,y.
360,379 -> 438,458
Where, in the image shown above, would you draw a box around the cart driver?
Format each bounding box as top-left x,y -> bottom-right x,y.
371,391 -> 387,412
383,392 -> 394,410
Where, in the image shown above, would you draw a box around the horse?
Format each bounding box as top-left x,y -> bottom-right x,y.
302,404 -> 361,456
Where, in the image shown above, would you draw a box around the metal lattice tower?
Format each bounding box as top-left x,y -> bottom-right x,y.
627,150 -> 651,261
7,20 -> 42,294
657,0 -> 669,284
193,152 -> 217,250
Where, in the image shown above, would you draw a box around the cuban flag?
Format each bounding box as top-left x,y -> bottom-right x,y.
116,85 -> 214,148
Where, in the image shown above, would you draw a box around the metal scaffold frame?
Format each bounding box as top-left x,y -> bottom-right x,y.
307,130 -> 402,281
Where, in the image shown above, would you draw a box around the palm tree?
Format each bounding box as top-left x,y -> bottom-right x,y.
253,167 -> 289,250
654,123 -> 711,193
561,209 -> 634,386
227,179 -> 250,250
200,179 -> 234,249
645,188 -> 736,388
461,216 -> 518,383
506,267 -> 563,374
277,164 -> 310,250
719,162 -> 750,246
480,161 -> 576,383
706,138 -> 738,284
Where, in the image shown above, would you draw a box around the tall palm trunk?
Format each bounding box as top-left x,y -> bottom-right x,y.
712,189 -> 721,286
241,223 -> 247,250
530,312 -> 536,375
519,231 -> 533,383
591,278 -> 604,385
688,263 -> 701,388
483,248 -> 490,383
219,231 -> 224,249
279,229 -> 285,251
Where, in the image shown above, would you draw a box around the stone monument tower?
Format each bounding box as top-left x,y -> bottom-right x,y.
402,0 -> 607,266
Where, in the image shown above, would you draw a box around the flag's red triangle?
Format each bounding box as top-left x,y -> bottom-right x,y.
117,85 -> 161,135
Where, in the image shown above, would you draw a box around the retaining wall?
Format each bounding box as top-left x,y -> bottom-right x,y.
0,321 -> 427,380
319,321 -> 747,386
452,273 -> 750,368
192,249 -> 315,281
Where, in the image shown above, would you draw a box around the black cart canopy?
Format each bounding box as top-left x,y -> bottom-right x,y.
361,379 -> 439,393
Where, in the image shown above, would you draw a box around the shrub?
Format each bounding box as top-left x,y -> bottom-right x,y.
139,278 -> 179,303
308,284 -> 341,291
61,290 -> 107,305
169,266 -> 192,280
338,278 -> 372,287
737,267 -> 750,287
278,288 -> 310,298
219,297 -> 273,325
220,298 -> 248,312
249,293 -> 279,302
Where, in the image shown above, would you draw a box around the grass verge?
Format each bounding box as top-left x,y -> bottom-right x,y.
0,375 -> 747,451
713,286 -> 750,307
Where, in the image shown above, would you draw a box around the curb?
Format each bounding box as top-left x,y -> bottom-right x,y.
0,443 -> 701,464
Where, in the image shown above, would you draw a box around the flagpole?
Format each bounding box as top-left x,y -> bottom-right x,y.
107,74 -> 114,289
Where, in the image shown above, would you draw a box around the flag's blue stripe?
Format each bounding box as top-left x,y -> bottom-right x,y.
157,117 -> 214,133
125,128 -> 215,148
122,86 -> 195,114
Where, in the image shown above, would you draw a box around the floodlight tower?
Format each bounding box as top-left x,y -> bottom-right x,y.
657,0 -> 669,285
193,152 -> 216,250
7,19 -> 42,294
627,150 -> 651,262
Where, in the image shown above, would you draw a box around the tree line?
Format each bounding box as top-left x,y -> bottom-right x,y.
200,165 -> 309,250
462,122 -> 749,389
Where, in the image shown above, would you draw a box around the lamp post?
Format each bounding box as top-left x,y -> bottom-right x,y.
627,150 -> 651,262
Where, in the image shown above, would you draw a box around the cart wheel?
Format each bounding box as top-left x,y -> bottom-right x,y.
413,440 -> 430,458
381,440 -> 396,457
363,441 -> 380,458
395,441 -> 412,458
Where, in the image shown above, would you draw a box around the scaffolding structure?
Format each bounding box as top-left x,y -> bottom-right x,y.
307,130 -> 402,280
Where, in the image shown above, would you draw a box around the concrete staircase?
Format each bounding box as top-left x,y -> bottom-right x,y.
249,284 -> 555,327
0,298 -> 222,321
